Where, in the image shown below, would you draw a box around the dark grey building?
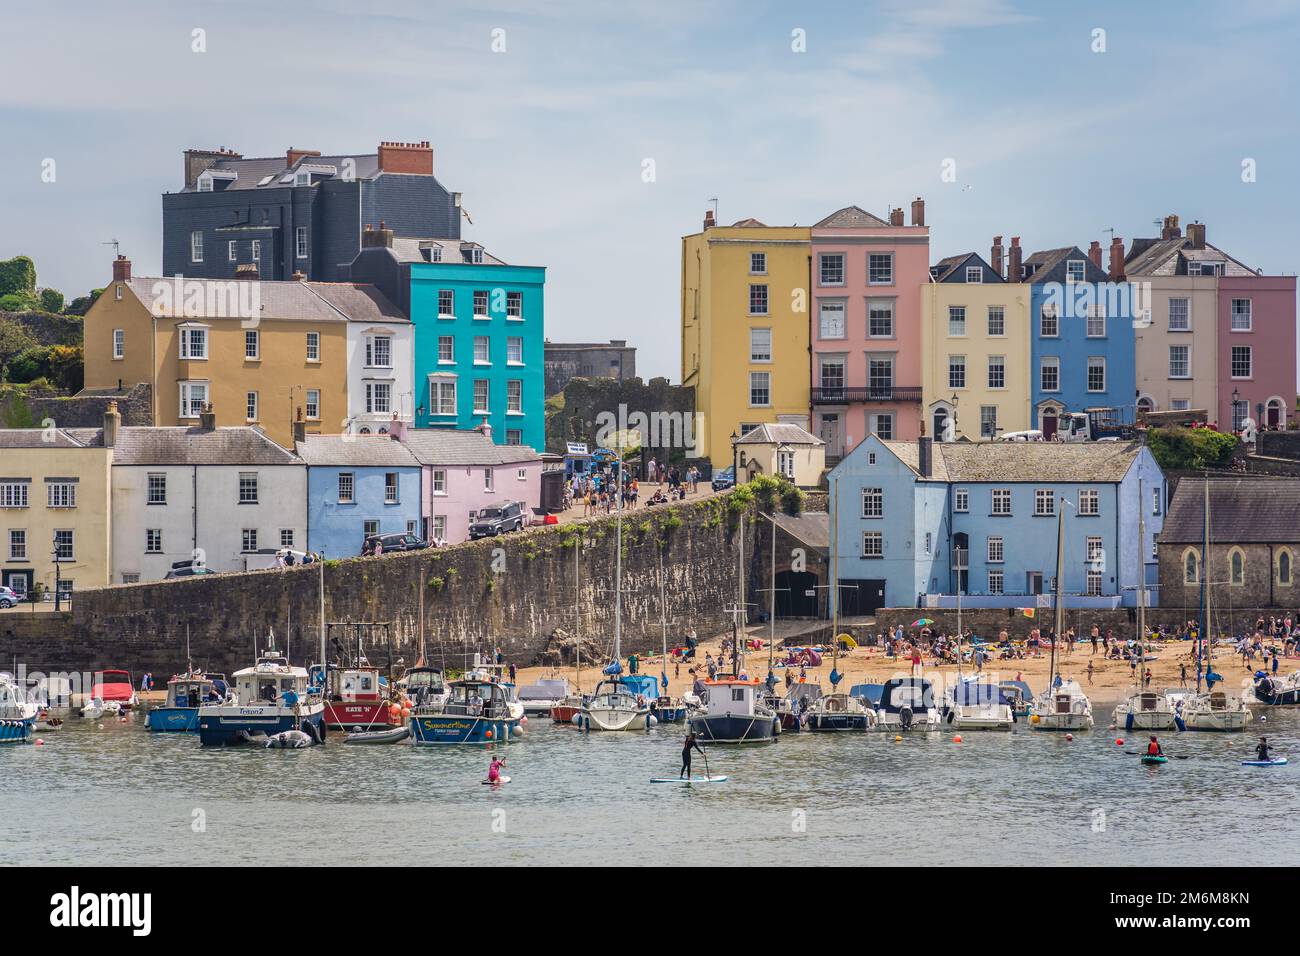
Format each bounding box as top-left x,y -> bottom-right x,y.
543,339 -> 637,396
162,141 -> 462,282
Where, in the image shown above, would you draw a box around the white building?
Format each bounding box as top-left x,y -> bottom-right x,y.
109,416 -> 306,582
320,284 -> 415,434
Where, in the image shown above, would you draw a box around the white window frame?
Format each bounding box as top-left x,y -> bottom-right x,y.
1231,298 -> 1252,332
305,389 -> 320,420
948,305 -> 966,337
1231,345 -> 1253,380
862,530 -> 883,558
245,328 -> 259,360
1079,489 -> 1099,516
1034,489 -> 1055,516
867,253 -> 894,286
965,266 -> 983,283
246,390 -> 258,422
987,536 -> 1004,563
432,469 -> 447,495
749,371 -> 771,408
986,306 -> 1005,337
1040,357 -> 1060,393
338,472 -> 354,504
473,336 -> 491,365
507,336 -> 524,365
991,488 -> 1011,516
506,379 -> 523,414
1168,297 -> 1190,331
749,328 -> 772,363
954,488 -> 969,513
1065,259 -> 1086,283
473,379 -> 490,415
306,331 -> 320,363
178,381 -> 207,418
190,231 -> 203,263
861,487 -> 883,519
179,326 -> 208,360
1168,345 -> 1190,379
295,226 -> 308,259
113,329 -> 125,360
1087,356 -> 1106,393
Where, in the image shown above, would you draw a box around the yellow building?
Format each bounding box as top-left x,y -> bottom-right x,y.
922,255 -> 1032,440
681,215 -> 811,467
83,258 -> 408,448
733,423 -> 826,488
0,413 -> 115,601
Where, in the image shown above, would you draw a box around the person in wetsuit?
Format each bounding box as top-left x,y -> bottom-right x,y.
681,731 -> 705,779
1256,737 -> 1271,762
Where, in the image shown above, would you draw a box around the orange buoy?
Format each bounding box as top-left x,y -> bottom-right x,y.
1115,738 -> 1124,746
1066,733 -> 1074,741
485,729 -> 493,739
953,735 -> 962,743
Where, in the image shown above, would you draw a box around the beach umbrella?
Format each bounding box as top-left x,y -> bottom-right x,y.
911,618 -> 934,627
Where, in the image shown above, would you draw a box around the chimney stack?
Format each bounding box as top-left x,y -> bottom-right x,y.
102,400 -> 121,449
1187,221 -> 1206,250
990,236 -> 1004,278
286,147 -> 321,167
292,407 -> 306,445
1161,214 -> 1181,240
388,413 -> 406,441
476,416 -> 492,441
703,209 -> 715,230
183,146 -> 242,188
199,403 -> 217,432
1088,240 -> 1102,270
111,255 -> 132,283
1008,237 -> 1023,282
918,436 -> 933,478
234,263 -> 259,281
377,140 -> 433,175
361,222 -> 394,249
910,197 -> 925,227
1108,237 -> 1126,281
889,207 -> 905,227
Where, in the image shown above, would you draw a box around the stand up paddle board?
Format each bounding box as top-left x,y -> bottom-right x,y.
1242,757 -> 1287,766
481,775 -> 511,785
1140,755 -> 1167,765
649,776 -> 728,784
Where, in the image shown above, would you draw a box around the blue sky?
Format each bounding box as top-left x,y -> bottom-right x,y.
2,0 -> 1297,380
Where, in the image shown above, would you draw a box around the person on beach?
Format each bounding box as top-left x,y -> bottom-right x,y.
1256,737 -> 1272,762
488,756 -> 506,784
1180,662 -> 1188,687
911,647 -> 922,675
1091,625 -> 1100,655
1086,660 -> 1094,684
1143,667 -> 1153,689
681,731 -> 705,779
1146,735 -> 1164,758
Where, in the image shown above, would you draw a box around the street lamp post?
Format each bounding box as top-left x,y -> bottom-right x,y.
730,430 -> 740,483
52,533 -> 61,612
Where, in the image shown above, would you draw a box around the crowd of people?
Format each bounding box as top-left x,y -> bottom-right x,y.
569,458 -> 703,516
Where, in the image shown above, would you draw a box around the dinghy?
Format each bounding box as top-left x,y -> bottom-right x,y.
343,725 -> 410,745
1140,754 -> 1168,765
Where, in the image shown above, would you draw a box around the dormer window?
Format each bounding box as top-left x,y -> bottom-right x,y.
462,247 -> 485,264
197,175 -> 213,192
429,246 -> 442,262
965,266 -> 982,283
294,171 -> 311,187
1066,260 -> 1086,282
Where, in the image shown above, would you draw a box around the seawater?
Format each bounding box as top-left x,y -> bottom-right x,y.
2,709 -> 1297,866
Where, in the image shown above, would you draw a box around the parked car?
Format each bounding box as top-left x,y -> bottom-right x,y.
361,531 -> 428,556
468,501 -> 527,540
0,586 -> 19,609
164,565 -> 217,580
711,466 -> 736,491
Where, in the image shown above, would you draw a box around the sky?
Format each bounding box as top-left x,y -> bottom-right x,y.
2,0 -> 1298,381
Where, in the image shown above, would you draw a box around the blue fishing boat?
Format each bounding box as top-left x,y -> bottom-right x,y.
145,673 -> 226,733
409,675 -> 523,745
0,673 -> 37,744
197,650 -> 325,746
688,677 -> 781,743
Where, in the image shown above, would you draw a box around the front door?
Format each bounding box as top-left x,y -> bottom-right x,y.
1041,409 -> 1058,440
3,569 -> 33,600
820,415 -> 843,460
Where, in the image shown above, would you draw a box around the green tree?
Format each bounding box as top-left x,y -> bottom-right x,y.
0,256 -> 36,298
39,288 -> 65,313
1147,426 -> 1238,470
0,291 -> 40,312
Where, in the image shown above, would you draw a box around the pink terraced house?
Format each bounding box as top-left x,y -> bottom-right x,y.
810,200 -> 930,461
393,422 -> 542,544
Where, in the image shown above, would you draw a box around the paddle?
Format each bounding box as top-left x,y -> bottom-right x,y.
1125,751 -> 1189,759
702,748 -> 711,781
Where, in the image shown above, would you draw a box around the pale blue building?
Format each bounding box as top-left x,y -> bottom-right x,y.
828,437 -> 1165,613
296,434 -> 423,557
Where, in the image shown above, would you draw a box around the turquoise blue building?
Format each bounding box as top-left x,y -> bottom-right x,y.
296,435 -> 423,557
1023,246 -> 1137,435
828,437 -> 1164,613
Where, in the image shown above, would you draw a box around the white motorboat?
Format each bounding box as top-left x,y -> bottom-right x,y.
582,677 -> 651,731
1114,690 -> 1177,731
946,679 -> 1013,730
1176,688 -> 1251,732
875,677 -> 943,731
806,691 -> 876,731
1030,678 -> 1095,731
516,677 -> 571,716
0,673 -> 38,744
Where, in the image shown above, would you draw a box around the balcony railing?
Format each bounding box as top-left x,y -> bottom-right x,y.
813,385 -> 923,405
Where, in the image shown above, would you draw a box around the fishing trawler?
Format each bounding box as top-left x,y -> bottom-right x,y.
145,672 -> 225,733
319,660 -> 402,731
197,644 -> 325,746
688,676 -> 781,742
0,672 -> 37,744
408,674 -> 523,744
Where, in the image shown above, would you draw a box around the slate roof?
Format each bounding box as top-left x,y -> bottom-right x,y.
0,429 -> 103,449
729,218 -> 768,228
879,440 -> 1145,483
398,428 -> 541,466
1159,478 -> 1300,543
1123,237 -> 1256,277
295,434 -> 420,467
771,511 -> 830,552
390,237 -> 507,266
123,277 -> 403,322
814,205 -> 890,228
1020,246 -> 1109,284
110,427 -> 298,466
736,423 -> 824,446
180,153 -> 383,193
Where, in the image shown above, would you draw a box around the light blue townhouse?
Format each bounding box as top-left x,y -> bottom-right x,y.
346,228 -> 546,450
295,434 -> 423,556
828,436 -> 1165,613
1022,246 -> 1137,435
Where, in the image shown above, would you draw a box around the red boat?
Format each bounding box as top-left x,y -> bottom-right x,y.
322,664 -> 405,730
91,669 -> 138,710
550,694 -> 584,724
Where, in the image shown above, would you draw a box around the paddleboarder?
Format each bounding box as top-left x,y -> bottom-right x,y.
1255,737 -> 1272,762
487,755 -> 506,785
1146,735 -> 1164,758
681,731 -> 705,779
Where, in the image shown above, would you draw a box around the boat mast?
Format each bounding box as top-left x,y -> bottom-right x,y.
737,506 -> 746,676
768,510 -> 776,680
1198,475 -> 1209,694
318,553 -> 326,693
1050,502 -> 1065,694
613,453 -> 624,667
830,475 -> 840,685
1137,477 -> 1146,657
575,527 -> 582,692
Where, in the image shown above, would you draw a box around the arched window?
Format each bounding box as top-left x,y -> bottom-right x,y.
1136,395 -> 1155,416
1229,548 -> 1245,586
1279,549 -> 1293,586
359,427 -> 371,434
1183,548 -> 1199,585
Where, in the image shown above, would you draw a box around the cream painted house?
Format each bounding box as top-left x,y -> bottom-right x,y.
734,423 -> 825,488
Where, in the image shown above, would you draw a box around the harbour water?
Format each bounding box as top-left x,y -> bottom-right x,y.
3,710 -> 1298,866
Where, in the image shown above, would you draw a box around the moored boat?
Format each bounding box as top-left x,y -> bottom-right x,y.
1252,670 -> 1300,706
551,693 -> 585,724
946,679 -> 1014,730
581,674 -> 653,732
807,691 -> 875,731
1114,690 -> 1176,731
0,673 -> 37,744
517,677 -> 571,716
1030,678 -> 1095,731
408,675 -> 522,744
197,649 -> 325,746
320,661 -> 401,731
689,676 -> 780,743
89,669 -> 138,711
398,666 -> 449,711
1175,688 -> 1251,731
874,677 -> 942,731
145,672 -> 225,733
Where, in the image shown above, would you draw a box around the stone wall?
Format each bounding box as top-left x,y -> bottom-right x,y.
0,495 -> 752,677
0,382 -> 152,429
544,375 -> 696,465
1257,431 -> 1300,461
1158,541 -> 1300,614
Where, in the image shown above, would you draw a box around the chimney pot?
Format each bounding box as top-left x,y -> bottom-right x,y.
111,255 -> 132,283
1187,221 -> 1206,250
918,436 -> 933,478
703,209 -> 715,230
1088,240 -> 1102,269
199,403 -> 217,432
377,139 -> 433,175
102,400 -> 121,449
990,236 -> 1004,278
889,207 -> 904,227
1161,214 -> 1182,240
1008,236 -> 1023,283
1108,237 -> 1126,282
910,197 -> 925,227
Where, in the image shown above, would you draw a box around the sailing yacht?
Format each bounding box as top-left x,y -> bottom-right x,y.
581,453 -> 651,732
1176,479 -> 1251,732
1030,495 -> 1096,731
